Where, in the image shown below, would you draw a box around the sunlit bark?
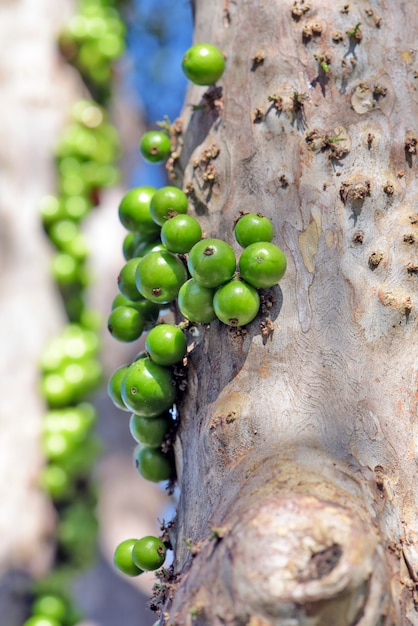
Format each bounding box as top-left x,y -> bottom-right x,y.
162,1 -> 418,624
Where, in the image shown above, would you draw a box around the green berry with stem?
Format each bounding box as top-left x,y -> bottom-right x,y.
133,445 -> 174,483
145,324 -> 187,366
118,186 -> 160,236
213,280 -> 260,327
135,249 -> 188,304
161,214 -> 202,253
238,241 -> 287,288
140,130 -> 171,164
132,535 -> 167,571
182,43 -> 225,86
107,364 -> 130,411
150,186 -> 188,226
114,538 -> 144,577
107,306 -> 144,342
129,411 -> 171,447
121,357 -> 176,417
234,213 -> 274,247
187,238 -> 236,288
177,278 -> 216,323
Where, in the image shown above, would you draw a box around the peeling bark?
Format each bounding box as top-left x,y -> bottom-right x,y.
160,1 -> 418,624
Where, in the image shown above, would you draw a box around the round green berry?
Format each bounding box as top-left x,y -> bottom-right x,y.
133,445 -> 174,483
182,43 -> 225,86
132,535 -> 167,571
23,617 -> 60,626
107,364 -> 130,411
150,186 -> 188,226
117,257 -> 143,301
178,278 -> 216,323
114,538 -> 144,577
129,412 -> 171,447
118,186 -> 160,236
188,238 -> 236,288
145,324 -> 187,366
32,594 -> 67,622
135,250 -> 188,304
121,357 -> 176,417
122,232 -> 152,261
234,213 -> 274,247
238,242 -> 287,288
213,280 -> 260,327
39,463 -> 73,501
140,130 -> 171,163
112,294 -> 161,330
161,214 -> 202,253
107,306 -> 144,342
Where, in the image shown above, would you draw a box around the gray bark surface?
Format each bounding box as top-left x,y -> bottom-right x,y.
161,1 -> 418,624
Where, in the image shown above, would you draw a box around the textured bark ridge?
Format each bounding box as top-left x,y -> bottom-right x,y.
161,1 -> 418,624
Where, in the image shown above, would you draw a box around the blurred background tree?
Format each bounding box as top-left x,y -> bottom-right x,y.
0,1 -> 191,625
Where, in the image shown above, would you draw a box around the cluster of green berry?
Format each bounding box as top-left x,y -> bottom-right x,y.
110,43 -> 287,583
114,536 -> 167,578
26,3 -> 126,626
21,591 -> 82,626
40,99 -> 120,322
58,0 -> 126,102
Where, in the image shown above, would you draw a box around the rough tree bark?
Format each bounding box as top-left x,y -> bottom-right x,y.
159,1 -> 418,624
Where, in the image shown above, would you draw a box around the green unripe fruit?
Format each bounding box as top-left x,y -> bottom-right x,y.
32,594 -> 67,622
188,238 -> 236,288
140,130 -> 171,164
234,213 -> 274,247
161,214 -> 202,253
118,186 -> 160,236
111,294 -> 160,328
23,617 -> 60,626
238,241 -> 287,288
182,43 -> 225,86
132,535 -> 167,571
122,232 -> 153,261
135,250 -> 188,304
150,186 -> 188,226
145,324 -> 187,366
129,412 -> 171,447
121,358 -> 176,417
107,364 -> 130,411
39,464 -> 73,501
107,306 -> 144,342
178,278 -> 217,323
114,538 -> 144,577
117,258 -> 143,301
134,445 -> 174,482
213,280 -> 260,327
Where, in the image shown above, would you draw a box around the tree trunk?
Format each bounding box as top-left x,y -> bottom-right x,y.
160,1 -> 418,624
0,0 -> 82,578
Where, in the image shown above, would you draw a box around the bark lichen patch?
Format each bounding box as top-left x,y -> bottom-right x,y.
298,208 -> 322,273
